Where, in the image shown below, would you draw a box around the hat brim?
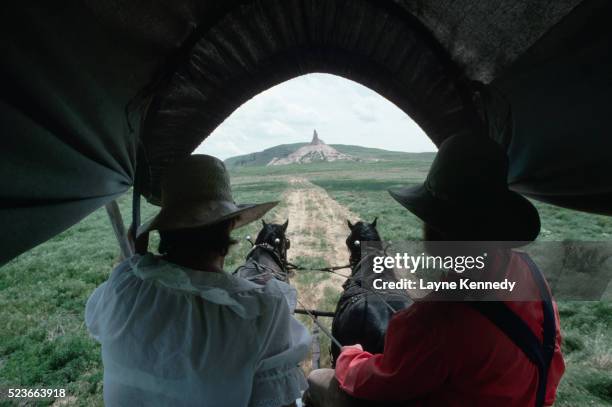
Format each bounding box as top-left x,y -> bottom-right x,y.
388,184 -> 540,243
137,201 -> 278,238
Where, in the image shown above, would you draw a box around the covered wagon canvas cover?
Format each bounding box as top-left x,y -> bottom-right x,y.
1,0 -> 611,266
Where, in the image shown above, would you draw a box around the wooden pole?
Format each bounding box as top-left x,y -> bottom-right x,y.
105,200 -> 134,260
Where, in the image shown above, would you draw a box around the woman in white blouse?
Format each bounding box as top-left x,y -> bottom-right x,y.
85,155 -> 311,407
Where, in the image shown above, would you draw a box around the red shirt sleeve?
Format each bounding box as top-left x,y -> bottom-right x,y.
334,303 -> 451,401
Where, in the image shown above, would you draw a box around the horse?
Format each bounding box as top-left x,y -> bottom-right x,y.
330,218 -> 413,366
234,220 -> 302,407
233,219 -> 291,285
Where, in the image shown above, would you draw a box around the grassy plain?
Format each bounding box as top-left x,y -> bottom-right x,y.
1,156 -> 611,406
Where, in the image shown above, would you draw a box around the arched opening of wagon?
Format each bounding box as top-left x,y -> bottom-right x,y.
138,0 -> 480,205
193,72 -> 435,262
187,72 -> 438,369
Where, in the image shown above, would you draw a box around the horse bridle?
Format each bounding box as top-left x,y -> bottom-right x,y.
247,239 -> 290,274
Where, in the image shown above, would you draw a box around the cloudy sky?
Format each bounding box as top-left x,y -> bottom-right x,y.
194,73 -> 436,159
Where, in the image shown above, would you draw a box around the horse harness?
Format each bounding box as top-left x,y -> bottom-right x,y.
336,254 -> 408,316
234,243 -> 289,283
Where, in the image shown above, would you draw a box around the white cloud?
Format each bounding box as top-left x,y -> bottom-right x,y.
195,73 -> 436,159
351,95 -> 383,123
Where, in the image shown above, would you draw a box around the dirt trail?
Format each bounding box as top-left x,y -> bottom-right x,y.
271,177 -> 359,309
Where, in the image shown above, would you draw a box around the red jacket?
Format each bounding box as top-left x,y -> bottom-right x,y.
335,253 -> 565,406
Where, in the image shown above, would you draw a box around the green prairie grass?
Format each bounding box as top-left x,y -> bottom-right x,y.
1,158 -> 611,406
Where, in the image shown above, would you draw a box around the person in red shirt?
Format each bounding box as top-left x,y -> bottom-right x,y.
303,135 -> 565,407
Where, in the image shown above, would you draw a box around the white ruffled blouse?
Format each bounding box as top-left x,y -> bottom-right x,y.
85,254 -> 311,407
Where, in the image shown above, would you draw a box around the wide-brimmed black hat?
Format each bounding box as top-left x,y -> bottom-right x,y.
388,135 -> 540,242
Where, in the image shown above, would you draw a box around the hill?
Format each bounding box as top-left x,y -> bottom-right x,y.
224,142 -> 307,167
225,140 -> 435,168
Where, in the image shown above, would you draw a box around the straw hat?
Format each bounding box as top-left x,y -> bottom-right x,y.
388,135 -> 540,243
137,155 -> 278,238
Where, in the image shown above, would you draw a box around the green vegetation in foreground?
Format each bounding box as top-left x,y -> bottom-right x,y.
555,302 -> 612,406
1,156 -> 611,406
293,256 -> 329,287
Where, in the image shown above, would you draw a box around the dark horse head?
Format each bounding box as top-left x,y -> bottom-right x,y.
346,218 -> 381,271
331,217 -> 412,366
255,219 -> 290,266
234,219 -> 291,284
